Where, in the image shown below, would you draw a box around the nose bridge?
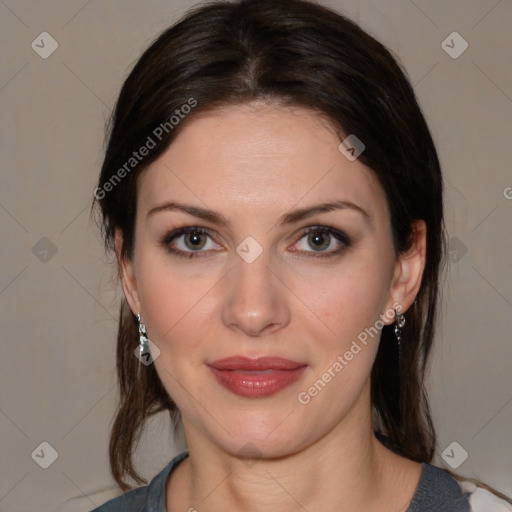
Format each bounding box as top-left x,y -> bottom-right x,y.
221,248 -> 290,335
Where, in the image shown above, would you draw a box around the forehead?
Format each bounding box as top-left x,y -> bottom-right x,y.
137,103 -> 389,225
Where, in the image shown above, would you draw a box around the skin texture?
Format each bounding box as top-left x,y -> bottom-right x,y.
116,102 -> 427,511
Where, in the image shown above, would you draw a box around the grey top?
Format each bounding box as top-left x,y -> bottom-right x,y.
90,451 -> 470,512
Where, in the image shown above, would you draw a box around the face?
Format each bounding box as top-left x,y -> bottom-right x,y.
118,102 -> 425,459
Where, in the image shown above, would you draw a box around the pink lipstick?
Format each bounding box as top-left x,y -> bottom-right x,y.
207,356 -> 307,398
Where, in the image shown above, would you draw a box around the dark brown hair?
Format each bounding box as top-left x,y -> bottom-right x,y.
96,0 -> 458,492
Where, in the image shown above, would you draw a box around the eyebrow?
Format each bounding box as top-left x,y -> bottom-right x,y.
146,200 -> 371,227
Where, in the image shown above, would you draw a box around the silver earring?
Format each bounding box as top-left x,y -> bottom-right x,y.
394,309 -> 406,348
136,313 -> 149,359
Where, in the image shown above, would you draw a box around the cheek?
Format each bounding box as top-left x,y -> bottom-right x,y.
138,270 -> 213,346
136,262 -> 215,409
291,267 -> 387,423
133,249 -> 224,385
290,256 -> 393,344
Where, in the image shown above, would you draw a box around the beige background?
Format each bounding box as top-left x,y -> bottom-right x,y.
1,0 -> 511,510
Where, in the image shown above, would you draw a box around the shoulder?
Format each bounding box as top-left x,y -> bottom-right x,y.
89,487 -> 147,512
458,479 -> 512,512
89,451 -> 189,512
407,462 -> 470,512
408,463 -> 512,512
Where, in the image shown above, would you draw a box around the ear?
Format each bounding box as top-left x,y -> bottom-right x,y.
383,220 -> 427,322
115,229 -> 141,315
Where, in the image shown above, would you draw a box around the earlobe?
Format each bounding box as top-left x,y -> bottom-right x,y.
114,229 -> 140,315
385,220 -> 427,320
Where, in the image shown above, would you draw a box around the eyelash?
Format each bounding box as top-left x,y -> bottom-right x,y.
161,226 -> 351,260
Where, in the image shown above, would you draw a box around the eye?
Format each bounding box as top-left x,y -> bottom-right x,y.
162,225 -> 351,260
291,226 -> 351,257
162,227 -> 222,258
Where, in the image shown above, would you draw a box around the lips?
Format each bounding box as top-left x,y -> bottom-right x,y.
207,356 -> 307,398
208,356 -> 305,371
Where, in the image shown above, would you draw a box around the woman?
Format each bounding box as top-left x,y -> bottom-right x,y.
91,0 -> 511,510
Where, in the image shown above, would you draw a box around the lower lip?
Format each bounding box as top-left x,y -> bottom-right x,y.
208,366 -> 307,398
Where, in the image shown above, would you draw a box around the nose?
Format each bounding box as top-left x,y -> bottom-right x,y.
221,252 -> 291,337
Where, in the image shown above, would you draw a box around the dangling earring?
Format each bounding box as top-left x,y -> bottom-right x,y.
394,308 -> 406,359
135,313 -> 149,373
134,314 -> 160,375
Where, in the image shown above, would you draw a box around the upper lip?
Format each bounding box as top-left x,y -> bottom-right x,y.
208,356 -> 306,371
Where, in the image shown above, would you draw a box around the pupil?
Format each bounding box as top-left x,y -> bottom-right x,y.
309,232 -> 329,251
186,233 -> 205,249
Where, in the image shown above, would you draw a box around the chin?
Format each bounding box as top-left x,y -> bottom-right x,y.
202,407 -> 316,459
